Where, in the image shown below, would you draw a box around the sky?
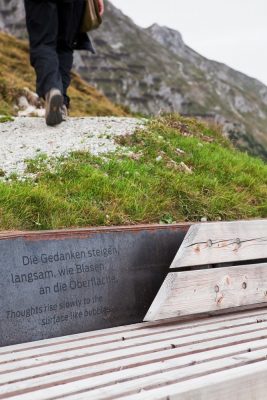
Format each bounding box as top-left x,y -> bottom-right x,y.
111,0 -> 267,86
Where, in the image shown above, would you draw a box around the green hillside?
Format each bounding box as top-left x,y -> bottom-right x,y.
0,114 -> 266,230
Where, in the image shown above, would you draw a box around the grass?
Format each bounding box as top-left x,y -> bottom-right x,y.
0,31 -> 126,117
0,115 -> 14,123
0,114 -> 266,230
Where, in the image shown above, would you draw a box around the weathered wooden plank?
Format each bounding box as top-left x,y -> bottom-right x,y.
2,315 -> 267,386
2,315 -> 267,373
1,307 -> 265,356
2,309 -> 266,364
171,220 -> 267,269
0,314 -> 267,367
120,361 -> 267,400
2,332 -> 267,397
145,263 -> 267,321
15,348 -> 267,400
1,310 -> 266,399
0,311 -> 267,366
0,332 -> 265,388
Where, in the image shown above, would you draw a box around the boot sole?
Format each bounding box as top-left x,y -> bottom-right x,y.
46,94 -> 63,127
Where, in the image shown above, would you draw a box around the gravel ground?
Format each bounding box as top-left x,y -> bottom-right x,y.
0,116 -> 144,176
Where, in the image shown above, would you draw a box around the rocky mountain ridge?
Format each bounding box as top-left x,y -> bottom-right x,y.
1,0 -> 267,158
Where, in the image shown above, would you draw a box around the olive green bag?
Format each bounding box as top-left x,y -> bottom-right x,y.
81,0 -> 102,32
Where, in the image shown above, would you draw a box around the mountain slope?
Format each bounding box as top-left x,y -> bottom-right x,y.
1,0 -> 267,158
87,2 -> 267,159
0,31 -> 125,117
146,23 -> 267,156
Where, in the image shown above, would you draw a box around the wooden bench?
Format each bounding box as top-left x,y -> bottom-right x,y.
145,220 -> 267,320
1,220 -> 267,400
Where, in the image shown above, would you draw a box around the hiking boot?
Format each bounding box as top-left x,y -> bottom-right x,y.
45,88 -> 64,126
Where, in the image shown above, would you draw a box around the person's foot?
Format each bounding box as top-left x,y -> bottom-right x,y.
45,89 -> 64,126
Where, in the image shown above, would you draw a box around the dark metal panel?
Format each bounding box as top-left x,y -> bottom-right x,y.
0,224 -> 189,347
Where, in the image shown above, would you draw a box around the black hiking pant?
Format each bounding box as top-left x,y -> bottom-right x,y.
24,0 -> 85,108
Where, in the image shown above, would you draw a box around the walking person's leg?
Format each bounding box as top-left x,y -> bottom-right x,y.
24,0 -> 64,126
57,0 -> 86,111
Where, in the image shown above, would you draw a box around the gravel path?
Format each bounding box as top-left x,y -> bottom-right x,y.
0,116 -> 144,176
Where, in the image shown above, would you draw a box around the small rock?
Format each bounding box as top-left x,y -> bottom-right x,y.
128,151 -> 143,161
175,148 -> 186,155
201,134 -> 214,143
178,162 -> 193,174
201,217 -> 208,222
18,96 -> 29,110
167,159 -> 179,170
18,106 -> 45,117
23,87 -> 41,107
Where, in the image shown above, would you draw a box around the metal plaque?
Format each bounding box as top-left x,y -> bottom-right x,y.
0,224 -> 189,346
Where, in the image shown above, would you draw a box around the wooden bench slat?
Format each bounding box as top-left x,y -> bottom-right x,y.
0,309 -> 266,399
0,307 -> 266,356
118,360 -> 267,400
2,330 -> 267,398
1,309 -> 267,364
1,314 -> 267,386
14,348 -> 266,400
1,322 -> 267,383
171,220 -> 267,269
1,329 -> 267,389
0,321 -> 155,356
145,263 -> 267,321
1,316 -> 267,373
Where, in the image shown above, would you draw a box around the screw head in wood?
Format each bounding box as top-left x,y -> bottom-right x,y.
215,285 -> 220,293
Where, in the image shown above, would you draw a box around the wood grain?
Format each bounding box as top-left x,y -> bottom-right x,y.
0,308 -> 265,356
10,349 -> 267,400
145,263 -> 267,321
2,318 -> 267,374
1,310 -> 267,400
2,336 -> 267,397
171,220 -> 267,268
120,361 -> 267,400
1,311 -> 266,386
